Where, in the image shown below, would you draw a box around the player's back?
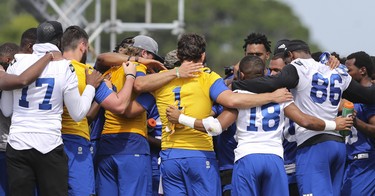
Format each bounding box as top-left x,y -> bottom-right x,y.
155,67 -> 224,151
234,90 -> 291,162
290,58 -> 352,145
8,54 -> 74,135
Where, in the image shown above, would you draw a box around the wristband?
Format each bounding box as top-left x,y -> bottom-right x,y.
126,73 -> 136,79
178,114 -> 196,129
323,119 -> 336,131
175,67 -> 180,78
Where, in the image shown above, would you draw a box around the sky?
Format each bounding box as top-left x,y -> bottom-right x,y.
279,0 -> 375,57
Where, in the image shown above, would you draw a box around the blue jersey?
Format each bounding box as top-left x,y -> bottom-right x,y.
346,103 -> 375,160
282,119 -> 297,166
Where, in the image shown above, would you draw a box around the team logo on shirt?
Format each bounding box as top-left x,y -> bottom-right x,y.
69,64 -> 75,73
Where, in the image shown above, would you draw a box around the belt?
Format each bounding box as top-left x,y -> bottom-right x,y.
298,133 -> 344,149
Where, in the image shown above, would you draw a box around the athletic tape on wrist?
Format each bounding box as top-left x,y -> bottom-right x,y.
324,119 -> 336,131
178,114 -> 196,129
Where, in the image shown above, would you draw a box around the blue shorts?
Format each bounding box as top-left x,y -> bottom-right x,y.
0,151 -> 7,196
160,150 -> 220,196
341,155 -> 375,196
95,154 -> 152,196
62,134 -> 95,196
231,154 -> 288,196
296,140 -> 346,196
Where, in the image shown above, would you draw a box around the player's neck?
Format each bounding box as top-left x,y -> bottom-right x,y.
63,50 -> 81,62
360,77 -> 373,87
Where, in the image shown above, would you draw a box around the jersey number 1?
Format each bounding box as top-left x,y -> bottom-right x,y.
19,78 -> 55,110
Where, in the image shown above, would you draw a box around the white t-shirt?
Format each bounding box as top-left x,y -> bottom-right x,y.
290,58 -> 352,145
0,43 -> 95,154
234,90 -> 292,162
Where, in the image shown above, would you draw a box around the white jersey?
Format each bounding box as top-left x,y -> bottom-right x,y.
290,58 -> 352,145
6,54 -> 75,136
0,43 -> 95,153
234,90 -> 292,162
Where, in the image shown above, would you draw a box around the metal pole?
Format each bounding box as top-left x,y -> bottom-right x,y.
110,0 -> 117,51
94,0 -> 101,56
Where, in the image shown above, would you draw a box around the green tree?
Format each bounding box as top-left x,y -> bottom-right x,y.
5,0 -> 320,76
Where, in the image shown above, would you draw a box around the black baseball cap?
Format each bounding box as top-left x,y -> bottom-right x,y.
36,21 -> 63,44
273,39 -> 289,58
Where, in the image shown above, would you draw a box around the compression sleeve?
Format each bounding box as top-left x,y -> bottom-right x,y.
64,85 -> 95,122
0,90 -> 13,117
343,80 -> 375,104
231,64 -> 299,93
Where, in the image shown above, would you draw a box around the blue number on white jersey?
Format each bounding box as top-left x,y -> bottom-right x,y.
310,73 -> 341,106
247,103 -> 281,132
19,78 -> 55,110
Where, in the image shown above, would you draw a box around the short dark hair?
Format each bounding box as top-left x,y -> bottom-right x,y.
239,55 -> 265,80
62,25 -> 88,52
0,43 -> 19,57
20,28 -> 37,50
113,36 -> 142,56
347,51 -> 373,77
0,42 -> 20,69
286,39 -> 310,54
243,32 -> 271,53
177,33 -> 206,62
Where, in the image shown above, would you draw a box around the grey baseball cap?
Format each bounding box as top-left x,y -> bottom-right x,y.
133,35 -> 164,63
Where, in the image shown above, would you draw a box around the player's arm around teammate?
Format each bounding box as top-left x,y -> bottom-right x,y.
0,51 -> 62,90
166,99 -> 353,136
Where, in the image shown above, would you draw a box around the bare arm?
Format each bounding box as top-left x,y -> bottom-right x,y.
95,52 -> 166,73
147,136 -> 161,149
99,62 -> 136,114
122,100 -> 146,118
86,101 -> 101,124
0,52 -> 62,90
354,115 -> 375,139
134,62 -> 203,93
284,103 -> 353,131
216,88 -> 293,109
